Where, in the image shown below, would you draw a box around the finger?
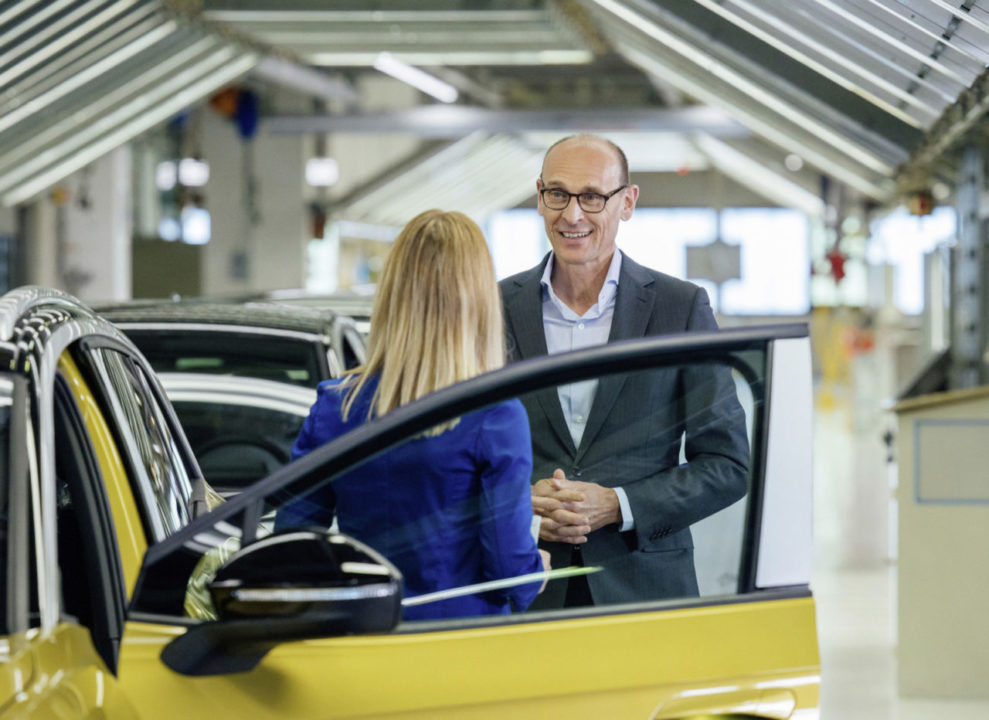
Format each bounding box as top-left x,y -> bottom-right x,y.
532,496 -> 566,516
553,522 -> 591,539
548,508 -> 589,526
540,527 -> 588,544
531,479 -> 556,496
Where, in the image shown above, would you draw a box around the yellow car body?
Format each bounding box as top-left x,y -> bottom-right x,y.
1,287 -> 819,719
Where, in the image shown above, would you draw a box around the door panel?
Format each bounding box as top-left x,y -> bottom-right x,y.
120,596 -> 817,718
3,625 -> 139,719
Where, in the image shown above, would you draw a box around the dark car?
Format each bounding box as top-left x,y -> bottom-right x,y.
97,299 -> 366,385
96,299 -> 365,492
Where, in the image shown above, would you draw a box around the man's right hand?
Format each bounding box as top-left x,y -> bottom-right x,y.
531,468 -> 591,544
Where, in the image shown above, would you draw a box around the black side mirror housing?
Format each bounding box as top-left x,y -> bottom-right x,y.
161,530 -> 402,676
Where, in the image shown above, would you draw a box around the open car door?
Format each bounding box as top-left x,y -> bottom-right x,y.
118,324 -> 818,719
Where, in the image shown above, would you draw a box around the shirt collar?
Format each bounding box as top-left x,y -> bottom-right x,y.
540,249 -> 623,298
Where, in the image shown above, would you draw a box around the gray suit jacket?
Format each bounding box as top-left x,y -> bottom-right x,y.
500,253 -> 749,607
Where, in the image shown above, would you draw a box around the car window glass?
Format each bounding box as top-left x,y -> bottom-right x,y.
88,349 -> 193,541
172,399 -> 307,496
340,327 -> 366,370
131,348 -> 766,626
124,331 -> 325,387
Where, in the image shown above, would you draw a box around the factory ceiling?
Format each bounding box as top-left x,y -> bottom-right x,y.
1,0 -> 987,218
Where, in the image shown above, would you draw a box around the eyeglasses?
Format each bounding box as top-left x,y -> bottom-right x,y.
539,185 -> 627,213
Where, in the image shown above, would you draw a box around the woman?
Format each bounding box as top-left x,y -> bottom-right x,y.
278,209 -> 548,620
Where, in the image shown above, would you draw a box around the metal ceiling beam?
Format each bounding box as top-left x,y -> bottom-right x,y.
899,66 -> 989,187
0,47 -> 258,206
691,0 -> 936,127
201,6 -> 594,66
333,132 -> 545,226
264,105 -> 749,137
583,0 -> 901,201
625,0 -> 922,152
692,134 -> 826,217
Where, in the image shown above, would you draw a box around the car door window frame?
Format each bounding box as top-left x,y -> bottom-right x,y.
2,375 -> 30,635
75,336 -> 200,543
50,371 -> 127,672
131,325 -> 811,629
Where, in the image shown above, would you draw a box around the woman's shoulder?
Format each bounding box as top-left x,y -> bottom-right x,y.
315,375 -> 351,395
471,397 -> 529,437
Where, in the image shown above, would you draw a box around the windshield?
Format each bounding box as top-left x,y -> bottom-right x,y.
124,330 -> 327,387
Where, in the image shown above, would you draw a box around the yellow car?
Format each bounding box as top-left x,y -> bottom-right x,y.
1,286 -> 818,719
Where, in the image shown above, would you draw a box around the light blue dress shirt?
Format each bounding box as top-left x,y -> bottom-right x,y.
540,250 -> 635,531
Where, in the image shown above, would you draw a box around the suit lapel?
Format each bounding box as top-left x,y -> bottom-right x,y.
575,257 -> 656,462
505,260 -> 577,456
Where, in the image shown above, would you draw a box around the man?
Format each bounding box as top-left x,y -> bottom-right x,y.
500,134 -> 749,609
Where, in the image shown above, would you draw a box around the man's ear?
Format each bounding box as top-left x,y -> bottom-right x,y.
620,184 -> 639,221
536,178 -> 545,217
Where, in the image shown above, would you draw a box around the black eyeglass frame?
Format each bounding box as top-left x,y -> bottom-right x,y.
538,184 -> 628,213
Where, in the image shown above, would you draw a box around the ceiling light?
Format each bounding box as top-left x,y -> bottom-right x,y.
156,160 -> 177,191
373,52 -> 458,103
178,158 -> 210,187
305,157 -> 339,187
181,206 -> 211,245
784,154 -> 804,172
158,216 -> 181,242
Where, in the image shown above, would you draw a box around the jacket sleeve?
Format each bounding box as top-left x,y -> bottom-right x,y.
622,286 -> 750,547
476,400 -> 544,611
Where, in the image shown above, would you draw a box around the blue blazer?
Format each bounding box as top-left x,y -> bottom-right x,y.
501,253 -> 750,607
278,377 -> 544,620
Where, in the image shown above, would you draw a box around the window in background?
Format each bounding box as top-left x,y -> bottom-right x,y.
721,208 -> 810,315
866,206 -> 956,315
487,207 -> 811,315
486,210 -> 548,279
810,219 -> 868,309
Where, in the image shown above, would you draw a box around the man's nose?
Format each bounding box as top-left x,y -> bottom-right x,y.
562,197 -> 585,224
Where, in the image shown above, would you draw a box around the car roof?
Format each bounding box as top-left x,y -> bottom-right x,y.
0,286 -> 128,346
95,299 -> 348,336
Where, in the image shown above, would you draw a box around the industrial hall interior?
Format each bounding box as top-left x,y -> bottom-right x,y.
2,1 -> 989,718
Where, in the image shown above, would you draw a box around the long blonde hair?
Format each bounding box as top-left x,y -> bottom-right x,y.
342,209 -> 505,429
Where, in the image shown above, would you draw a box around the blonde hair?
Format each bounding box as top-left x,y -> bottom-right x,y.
342,209 -> 505,430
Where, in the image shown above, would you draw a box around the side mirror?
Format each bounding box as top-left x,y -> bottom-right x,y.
161,530 -> 402,676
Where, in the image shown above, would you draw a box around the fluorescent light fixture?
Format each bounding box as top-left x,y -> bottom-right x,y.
309,51 -> 593,66
181,206 -> 211,245
305,157 -> 339,187
158,216 -> 181,242
178,158 -> 209,187
155,160 -> 177,191
373,52 -> 458,103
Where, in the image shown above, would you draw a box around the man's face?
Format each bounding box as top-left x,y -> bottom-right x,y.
537,140 -> 638,272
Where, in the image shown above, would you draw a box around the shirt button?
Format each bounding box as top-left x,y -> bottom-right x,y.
577,322 -> 585,330
575,414 -> 584,423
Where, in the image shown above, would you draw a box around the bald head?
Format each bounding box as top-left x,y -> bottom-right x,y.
542,135 -> 629,186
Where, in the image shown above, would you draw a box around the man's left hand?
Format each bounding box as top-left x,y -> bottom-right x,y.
542,475 -> 620,533
567,479 -> 621,532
